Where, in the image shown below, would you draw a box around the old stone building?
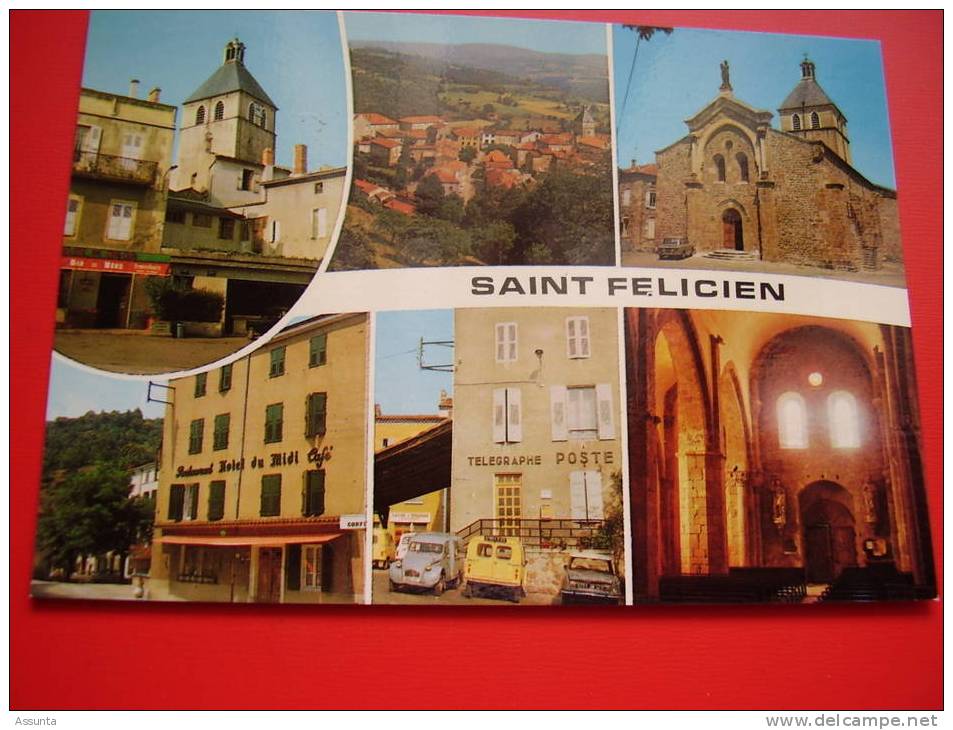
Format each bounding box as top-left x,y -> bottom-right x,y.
624,59 -> 901,272
618,163 -> 657,253
148,313 -> 370,603
624,308 -> 935,603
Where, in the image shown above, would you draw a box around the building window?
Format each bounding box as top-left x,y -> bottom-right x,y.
792,114 -> 802,131
494,473 -> 522,537
621,188 -> 631,207
219,363 -> 232,392
260,474 -> 281,517
495,322 -> 517,363
646,190 -> 656,209
241,169 -> 255,191
188,418 -> 204,454
550,384 -> 615,442
268,219 -> 280,244
240,222 -> 251,242
165,207 -> 186,224
713,154 -> 726,182
302,470 -> 326,517
566,316 -> 590,359
309,333 -> 327,367
214,101 -> 225,121
570,470 -> 604,521
194,372 -> 207,398
737,152 -> 749,182
192,213 -> 212,228
777,392 -> 808,449
213,413 -> 230,451
195,106 -> 206,125
301,545 -> 324,590
207,480 -> 226,522
106,201 -> 135,241
269,346 -> 286,377
64,196 -> 82,236
305,392 -> 328,437
218,217 -> 235,240
492,387 -> 522,444
620,215 -> 629,236
811,111 -> 820,129
311,208 -> 328,239
168,484 -> 185,521
265,403 -> 283,443
182,484 -> 199,521
314,181 -> 324,194
828,391 -> 860,449
249,102 -> 266,127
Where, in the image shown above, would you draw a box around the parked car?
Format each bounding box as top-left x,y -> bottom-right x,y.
559,550 -> 623,605
388,533 -> 464,594
395,532 -> 414,562
657,237 -> 694,260
372,527 -> 395,569
463,535 -> 526,603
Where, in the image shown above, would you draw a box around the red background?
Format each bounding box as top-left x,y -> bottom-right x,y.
10,10 -> 942,710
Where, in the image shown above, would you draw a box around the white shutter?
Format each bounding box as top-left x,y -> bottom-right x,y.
550,385 -> 568,442
585,471 -> 604,520
507,323 -> 517,361
85,125 -> 102,153
567,316 -> 590,359
506,387 -> 522,443
492,388 -> 507,443
64,198 -> 79,236
578,317 -> 590,358
495,323 -> 505,361
121,133 -> 143,160
596,383 -> 615,440
317,208 -> 328,238
569,471 -> 586,519
566,318 -> 577,358
495,322 -> 517,363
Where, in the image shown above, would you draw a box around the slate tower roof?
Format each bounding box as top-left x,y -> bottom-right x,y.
184,38 -> 277,108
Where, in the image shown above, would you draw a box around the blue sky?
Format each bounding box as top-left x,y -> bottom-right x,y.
613,26 -> 896,188
375,310 -> 453,416
83,11 -> 347,168
345,11 -> 606,56
46,358 -> 166,421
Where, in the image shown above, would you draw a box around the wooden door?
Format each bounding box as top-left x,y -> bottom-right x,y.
805,524 -> 834,583
257,547 -> 282,603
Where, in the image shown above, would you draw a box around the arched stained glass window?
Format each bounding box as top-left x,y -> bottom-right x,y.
810,111 -> 820,129
737,152 -> 749,182
777,392 -> 808,449
828,391 -> 860,448
792,114 -> 801,131
195,106 -> 206,125
214,101 -> 225,121
714,154 -> 726,182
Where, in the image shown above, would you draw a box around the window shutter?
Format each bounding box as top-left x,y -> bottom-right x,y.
585,471 -> 604,520
569,471 -> 586,520
168,484 -> 185,521
550,385 -> 568,441
85,125 -> 102,153
286,544 -> 301,591
596,383 -> 615,440
567,318 -> 577,358
492,388 -> 507,443
189,484 -> 199,520
208,481 -> 225,521
495,324 -> 505,361
506,387 -> 522,443
307,470 -> 326,517
578,318 -> 590,357
301,474 -> 308,516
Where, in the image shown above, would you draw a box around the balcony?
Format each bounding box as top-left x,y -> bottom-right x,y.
72,150 -> 158,186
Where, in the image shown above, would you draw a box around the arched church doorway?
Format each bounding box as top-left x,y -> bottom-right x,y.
799,481 -> 858,582
722,209 -> 743,250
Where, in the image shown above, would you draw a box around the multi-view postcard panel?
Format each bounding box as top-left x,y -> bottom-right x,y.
31,11 -> 936,606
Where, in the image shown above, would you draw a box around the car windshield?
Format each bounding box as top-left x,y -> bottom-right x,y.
410,541 -> 443,554
569,557 -> 612,572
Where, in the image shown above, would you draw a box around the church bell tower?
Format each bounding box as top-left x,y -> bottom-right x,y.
777,57 -> 851,164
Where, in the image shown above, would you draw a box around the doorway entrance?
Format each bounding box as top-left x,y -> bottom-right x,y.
799,482 -> 857,583
257,547 -> 283,603
95,273 -> 131,328
722,209 -> 744,250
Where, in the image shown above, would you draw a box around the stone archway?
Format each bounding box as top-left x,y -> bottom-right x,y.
722,208 -> 743,250
799,481 -> 858,583
719,364 -> 751,567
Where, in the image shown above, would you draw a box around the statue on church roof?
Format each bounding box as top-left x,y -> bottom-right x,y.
719,59 -> 732,91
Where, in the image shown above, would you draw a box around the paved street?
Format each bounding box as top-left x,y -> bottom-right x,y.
29,580 -> 178,601
371,568 -> 558,606
619,251 -> 907,289
54,330 -> 252,375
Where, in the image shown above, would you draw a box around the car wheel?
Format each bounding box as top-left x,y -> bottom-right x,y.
389,580 -> 399,592
462,583 -> 472,598
434,575 -> 445,596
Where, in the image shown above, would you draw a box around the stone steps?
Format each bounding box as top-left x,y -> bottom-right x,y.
703,250 -> 759,262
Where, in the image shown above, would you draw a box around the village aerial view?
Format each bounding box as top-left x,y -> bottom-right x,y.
331,29 -> 616,270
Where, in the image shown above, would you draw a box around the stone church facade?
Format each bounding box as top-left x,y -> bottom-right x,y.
626,59 -> 901,272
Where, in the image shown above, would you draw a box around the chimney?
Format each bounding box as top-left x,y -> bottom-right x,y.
438,389 -> 453,419
293,144 -> 308,175
261,147 -> 275,182
129,79 -> 140,98
374,404 -> 382,417
147,87 -> 161,103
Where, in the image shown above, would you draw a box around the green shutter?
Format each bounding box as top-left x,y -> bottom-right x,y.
260,474 -> 281,516
189,483 -> 199,519
208,481 -> 225,521
219,364 -> 232,392
169,484 -> 185,521
269,347 -> 285,377
306,393 -> 327,437
265,403 -> 283,443
286,544 -> 301,591
304,470 -> 326,517
194,372 -> 207,398
309,334 -> 327,367
189,418 -> 204,454
214,413 -> 230,450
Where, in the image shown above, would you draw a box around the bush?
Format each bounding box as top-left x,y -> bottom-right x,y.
145,278 -> 223,323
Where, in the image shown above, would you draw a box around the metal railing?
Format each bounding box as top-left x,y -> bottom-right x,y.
456,518 -> 606,551
73,149 -> 158,185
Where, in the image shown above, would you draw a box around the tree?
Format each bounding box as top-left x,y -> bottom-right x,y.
373,209 -> 411,246
458,147 -> 477,164
36,463 -> 154,580
414,173 -> 446,217
585,471 -> 626,568
329,225 -> 375,271
471,221 -> 517,265
398,217 -> 472,267
435,194 -> 465,225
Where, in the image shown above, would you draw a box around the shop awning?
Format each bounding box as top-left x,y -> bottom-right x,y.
160,533 -> 342,547
374,420 -> 451,521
